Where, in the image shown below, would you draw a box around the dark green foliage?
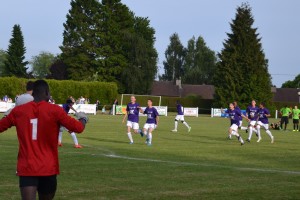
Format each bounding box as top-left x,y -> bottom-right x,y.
183,36 -> 217,84
160,33 -> 185,81
0,49 -> 7,76
47,59 -> 68,80
213,3 -> 272,108
0,77 -> 118,104
60,0 -> 157,94
3,25 -> 29,78
30,52 -> 55,78
281,74 -> 300,88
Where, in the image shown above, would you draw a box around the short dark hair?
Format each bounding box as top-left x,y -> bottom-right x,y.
260,102 -> 265,107
66,99 -> 73,104
148,99 -> 152,102
33,80 -> 49,96
26,81 -> 34,91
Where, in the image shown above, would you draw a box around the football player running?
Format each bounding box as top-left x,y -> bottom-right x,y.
142,99 -> 159,146
256,102 -> 274,143
246,100 -> 259,142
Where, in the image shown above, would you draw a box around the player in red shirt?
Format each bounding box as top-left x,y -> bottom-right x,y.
0,80 -> 88,200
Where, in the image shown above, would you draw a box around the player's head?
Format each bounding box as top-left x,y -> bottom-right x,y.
66,99 -> 74,105
229,103 -> 234,110
176,100 -> 180,105
26,81 -> 34,93
130,96 -> 136,103
251,100 -> 256,106
259,102 -> 265,108
32,80 -> 50,102
147,99 -> 153,107
295,105 -> 298,109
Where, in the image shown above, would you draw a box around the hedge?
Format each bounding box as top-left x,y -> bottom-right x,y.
0,77 -> 118,104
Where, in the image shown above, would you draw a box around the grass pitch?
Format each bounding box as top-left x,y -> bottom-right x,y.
1,114 -> 300,200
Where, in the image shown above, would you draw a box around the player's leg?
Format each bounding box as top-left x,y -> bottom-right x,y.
256,123 -> 262,143
264,124 -> 274,143
230,124 -> 244,145
58,126 -> 64,147
37,175 -> 57,200
147,127 -> 154,146
280,117 -> 284,130
284,117 -> 288,130
181,116 -> 191,132
126,121 -> 134,144
68,130 -> 81,148
247,121 -> 256,142
297,120 -> 299,131
19,176 -> 38,200
172,116 -> 179,132
239,120 -> 248,131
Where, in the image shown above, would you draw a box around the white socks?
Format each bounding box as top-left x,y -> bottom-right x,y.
127,132 -> 133,143
183,122 -> 190,128
240,126 -> 248,130
256,126 -> 261,139
266,130 -> 273,138
248,126 -> 253,140
148,133 -> 152,144
174,121 -> 178,130
70,132 -> 79,145
58,132 -> 63,143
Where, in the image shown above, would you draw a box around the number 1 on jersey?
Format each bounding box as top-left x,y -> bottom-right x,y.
30,118 -> 38,140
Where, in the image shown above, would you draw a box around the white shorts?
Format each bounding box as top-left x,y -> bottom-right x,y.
143,123 -> 157,130
127,121 -> 139,130
249,121 -> 256,126
256,121 -> 269,130
175,115 -> 184,121
230,124 -> 238,131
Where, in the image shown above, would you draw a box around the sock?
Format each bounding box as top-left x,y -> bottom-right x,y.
183,121 -> 190,128
148,132 -> 152,144
294,124 -> 296,130
240,126 -> 248,130
58,132 -> 63,143
256,126 -> 261,139
248,127 -> 253,140
174,121 -> 178,130
127,132 -> 133,143
143,130 -> 148,138
266,130 -> 273,138
231,130 -> 238,136
70,132 -> 79,145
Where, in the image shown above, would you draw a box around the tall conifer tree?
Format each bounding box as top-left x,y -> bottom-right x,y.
214,3 -> 272,108
3,25 -> 29,77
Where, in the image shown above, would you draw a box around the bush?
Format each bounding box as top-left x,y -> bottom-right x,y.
0,77 -> 118,104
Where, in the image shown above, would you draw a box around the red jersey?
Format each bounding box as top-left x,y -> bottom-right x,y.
0,101 -> 84,176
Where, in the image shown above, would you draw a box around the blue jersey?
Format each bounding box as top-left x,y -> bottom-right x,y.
176,104 -> 184,115
126,103 -> 140,123
62,104 -> 71,114
226,108 -> 241,126
258,108 -> 270,124
246,106 -> 259,121
144,107 -> 159,124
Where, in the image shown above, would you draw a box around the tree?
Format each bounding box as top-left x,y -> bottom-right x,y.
3,24 -> 29,78
183,36 -> 217,84
0,49 -> 7,76
121,16 -> 158,94
160,33 -> 185,81
213,3 -> 272,108
60,0 -> 101,80
281,74 -> 300,88
30,52 -> 55,78
47,59 -> 68,80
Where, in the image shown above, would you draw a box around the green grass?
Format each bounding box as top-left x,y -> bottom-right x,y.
1,114 -> 300,199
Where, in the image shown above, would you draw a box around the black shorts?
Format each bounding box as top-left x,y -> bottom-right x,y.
293,119 -> 299,124
281,116 -> 289,124
19,175 -> 57,194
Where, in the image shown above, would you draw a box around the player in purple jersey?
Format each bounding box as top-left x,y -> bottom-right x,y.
58,99 -> 83,148
256,102 -> 274,143
171,100 -> 191,133
122,96 -> 142,144
233,101 -> 248,132
245,100 -> 259,142
142,99 -> 159,146
224,103 -> 245,145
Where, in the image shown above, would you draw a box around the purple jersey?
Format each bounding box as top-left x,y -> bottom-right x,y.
226,108 -> 241,126
235,106 -> 243,121
176,104 -> 184,115
62,104 -> 71,114
246,106 -> 259,121
258,108 -> 270,124
126,103 -> 140,123
144,107 -> 159,124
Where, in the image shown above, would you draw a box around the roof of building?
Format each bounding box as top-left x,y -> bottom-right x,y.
272,88 -> 299,103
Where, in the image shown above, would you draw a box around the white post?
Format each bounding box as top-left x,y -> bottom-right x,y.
275,110 -> 278,119
211,108 -> 213,118
197,107 -> 199,117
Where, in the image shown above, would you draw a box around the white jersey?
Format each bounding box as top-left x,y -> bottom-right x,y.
16,93 -> 34,106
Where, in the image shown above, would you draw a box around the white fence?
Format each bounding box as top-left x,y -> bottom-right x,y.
183,107 -> 199,117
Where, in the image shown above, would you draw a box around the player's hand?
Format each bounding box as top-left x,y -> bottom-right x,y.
75,112 -> 88,123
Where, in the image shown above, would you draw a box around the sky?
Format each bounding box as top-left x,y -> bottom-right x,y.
0,0 -> 299,87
